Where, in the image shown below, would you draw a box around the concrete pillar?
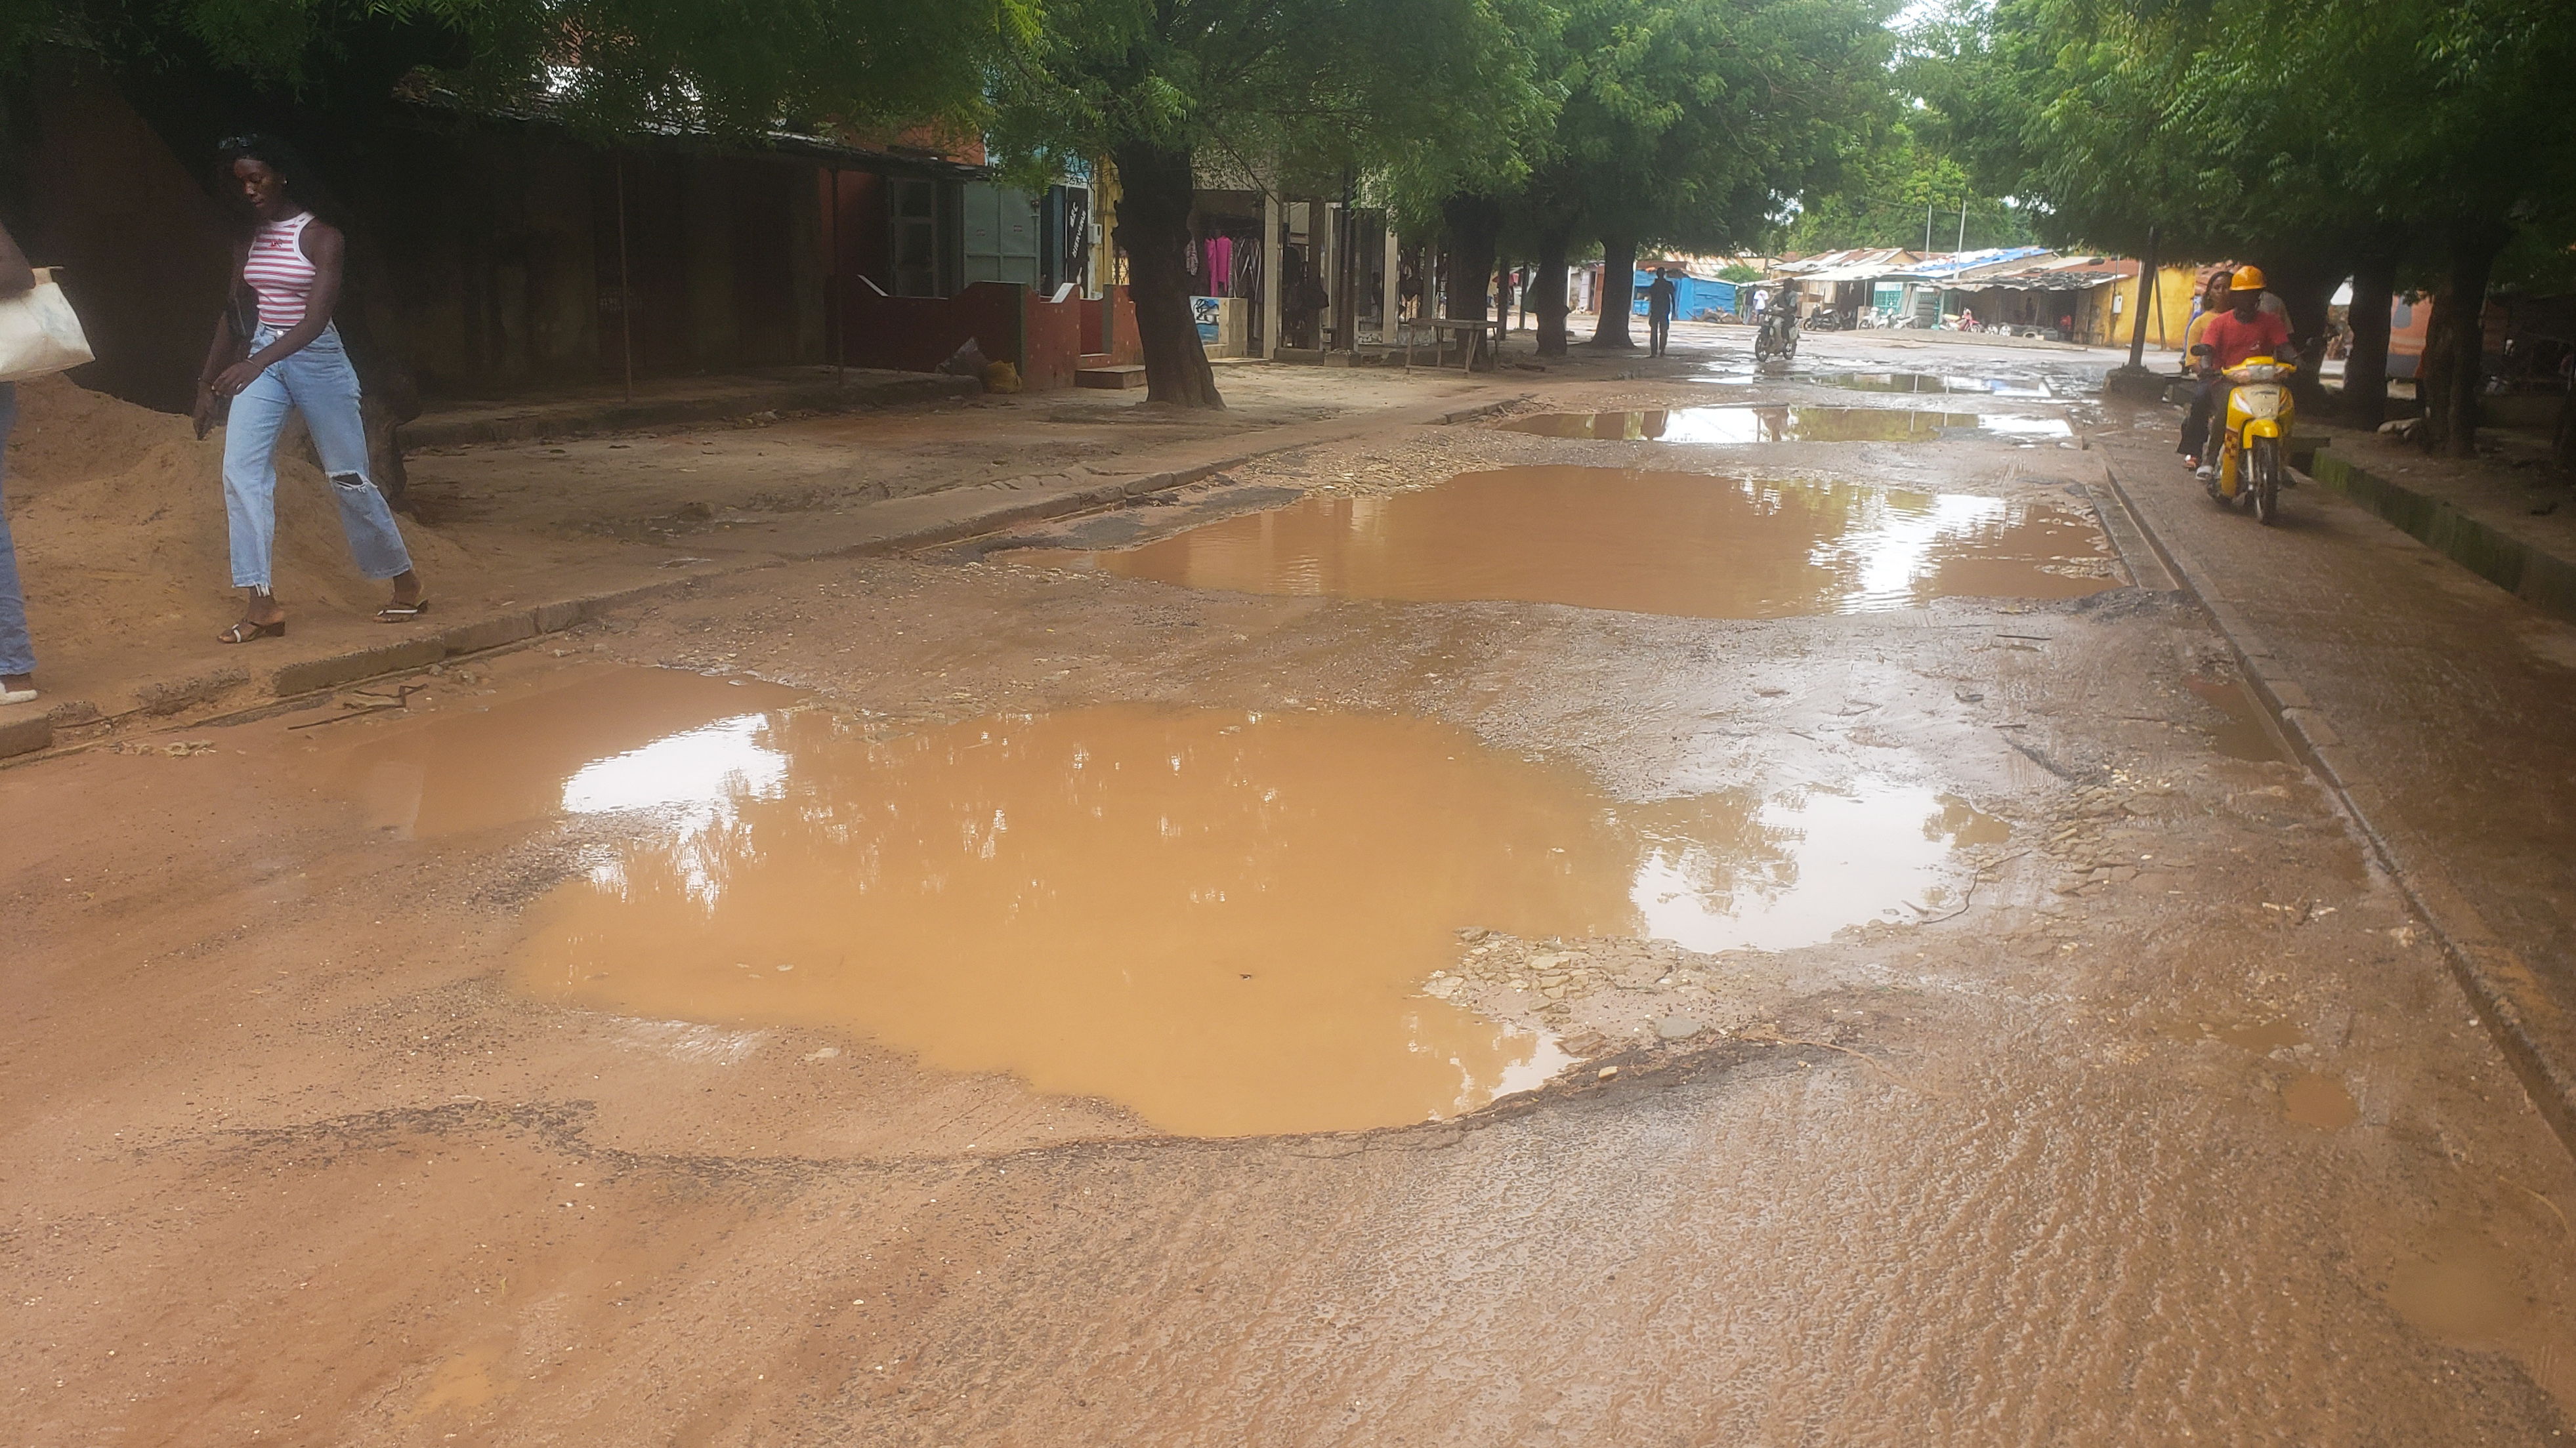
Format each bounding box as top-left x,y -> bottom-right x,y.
1383,224 -> 1400,337
1317,199 -> 1337,346
1261,191 -> 1282,360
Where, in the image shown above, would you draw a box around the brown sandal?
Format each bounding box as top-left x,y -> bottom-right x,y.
219,619 -> 285,644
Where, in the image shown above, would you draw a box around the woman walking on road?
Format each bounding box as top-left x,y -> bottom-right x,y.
0,217 -> 38,703
194,134 -> 426,644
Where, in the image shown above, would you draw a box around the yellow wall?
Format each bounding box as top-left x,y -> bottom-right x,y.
2105,265 -> 2203,350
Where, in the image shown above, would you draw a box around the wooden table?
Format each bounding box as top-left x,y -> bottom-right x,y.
1399,316 -> 1508,371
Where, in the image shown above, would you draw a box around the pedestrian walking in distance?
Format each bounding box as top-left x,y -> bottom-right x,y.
0,217 -> 37,704
1646,267 -> 1678,357
194,134 -> 427,644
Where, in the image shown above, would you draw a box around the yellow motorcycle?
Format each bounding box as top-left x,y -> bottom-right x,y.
2205,352 -> 2296,525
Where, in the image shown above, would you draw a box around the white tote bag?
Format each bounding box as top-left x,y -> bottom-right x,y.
0,267 -> 96,382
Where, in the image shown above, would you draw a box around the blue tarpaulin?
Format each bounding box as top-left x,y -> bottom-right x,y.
1630,271 -> 1738,320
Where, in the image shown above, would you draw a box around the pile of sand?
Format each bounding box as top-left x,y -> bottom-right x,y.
5,375 -> 471,634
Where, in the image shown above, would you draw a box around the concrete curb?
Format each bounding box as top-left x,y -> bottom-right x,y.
2096,450 -> 2576,1159
2309,451 -> 2576,625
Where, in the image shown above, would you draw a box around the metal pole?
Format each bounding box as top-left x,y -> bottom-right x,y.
1957,197 -> 1968,253
2128,224 -> 2159,369
827,165 -> 843,385
616,155 -> 634,402
1924,203 -> 1933,255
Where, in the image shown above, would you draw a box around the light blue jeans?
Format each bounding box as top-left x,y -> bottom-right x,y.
0,381 -> 29,676
222,323 -> 413,591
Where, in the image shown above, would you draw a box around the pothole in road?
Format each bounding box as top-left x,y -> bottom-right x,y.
1493,406 -> 2073,444
1009,466 -> 2121,618
2182,673 -> 2290,762
332,674 -> 2005,1136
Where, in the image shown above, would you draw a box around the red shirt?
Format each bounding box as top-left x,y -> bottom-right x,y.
2201,306 -> 2289,368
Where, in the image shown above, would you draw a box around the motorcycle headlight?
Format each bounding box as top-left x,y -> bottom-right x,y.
2236,384 -> 2283,419
2228,363 -> 2281,382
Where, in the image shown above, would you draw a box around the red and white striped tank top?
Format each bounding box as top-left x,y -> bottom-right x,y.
243,211 -> 318,329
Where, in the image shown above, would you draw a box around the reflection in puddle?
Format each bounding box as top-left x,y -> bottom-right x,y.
338,683 -> 2003,1135
2183,674 -> 2288,762
1011,466 -> 2119,618
332,667 -> 803,837
1496,406 -> 2071,444
1698,370 -> 2062,398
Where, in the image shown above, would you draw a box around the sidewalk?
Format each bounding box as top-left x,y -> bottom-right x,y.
0,383 -> 1525,763
2300,423 -> 2576,625
2091,415 -> 2576,1154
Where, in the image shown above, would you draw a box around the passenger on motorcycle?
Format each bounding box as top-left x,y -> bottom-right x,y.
2182,265 -> 2292,482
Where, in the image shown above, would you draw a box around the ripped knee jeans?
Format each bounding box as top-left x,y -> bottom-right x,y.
221,322 -> 413,590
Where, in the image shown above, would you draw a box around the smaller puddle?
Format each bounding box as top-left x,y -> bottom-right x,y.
2213,1018 -> 2305,1053
1495,406 -> 2071,445
2183,674 -> 2288,762
2387,1222 -> 2529,1342
1011,466 -> 2120,618
2281,1071 -> 2359,1129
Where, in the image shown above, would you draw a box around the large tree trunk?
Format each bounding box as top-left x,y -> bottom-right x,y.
2342,246 -> 2397,432
1590,232 -> 1636,348
2266,253 -> 2340,416
1442,194 -> 1500,321
1440,194 -> 1501,369
1534,230 -> 1571,358
1109,141 -> 1223,407
2424,220 -> 2509,457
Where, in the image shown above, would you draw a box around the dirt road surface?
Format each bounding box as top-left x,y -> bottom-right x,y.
7,325 -> 2574,1445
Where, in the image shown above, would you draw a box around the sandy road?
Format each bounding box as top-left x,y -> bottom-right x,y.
5,326 -> 2573,1445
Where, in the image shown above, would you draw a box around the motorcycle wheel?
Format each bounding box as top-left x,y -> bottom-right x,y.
2252,438 -> 2281,526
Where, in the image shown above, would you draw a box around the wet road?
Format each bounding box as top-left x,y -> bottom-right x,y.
5,326 -> 2573,1444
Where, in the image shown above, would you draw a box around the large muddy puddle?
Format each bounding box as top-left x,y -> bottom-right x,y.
1494,406 -> 2071,444
331,672 -> 2005,1135
1011,466 -> 2119,617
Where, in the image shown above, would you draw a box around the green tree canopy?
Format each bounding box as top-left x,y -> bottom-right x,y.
1917,0 -> 2576,447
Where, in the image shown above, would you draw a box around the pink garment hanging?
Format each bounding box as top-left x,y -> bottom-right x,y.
1208,236 -> 1234,296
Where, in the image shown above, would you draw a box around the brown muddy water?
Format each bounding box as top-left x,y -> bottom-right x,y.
330,672 -> 2005,1135
1493,406 -> 2073,444
1010,466 -> 2119,618
2184,672 -> 2291,762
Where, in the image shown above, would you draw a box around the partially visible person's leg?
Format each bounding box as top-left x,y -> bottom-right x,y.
221,362 -> 293,625
280,330 -> 419,607
0,382 -> 33,695
2179,381 -> 2212,463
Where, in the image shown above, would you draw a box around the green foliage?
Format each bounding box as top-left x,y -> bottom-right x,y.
989,0 -> 1555,201
22,0 -> 1013,135
1917,0 -> 2576,266
1781,116 -> 2033,252
1717,262 -> 1762,281
1404,0 -> 1893,262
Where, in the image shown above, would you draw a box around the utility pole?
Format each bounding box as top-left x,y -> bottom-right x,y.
2103,222 -> 2163,398
1957,197 -> 1968,253
1924,203 -> 1933,255
2128,224 -> 2159,369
